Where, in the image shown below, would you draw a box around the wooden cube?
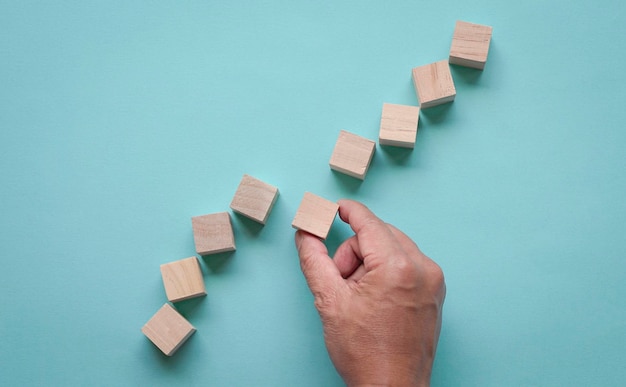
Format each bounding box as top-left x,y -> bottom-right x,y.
449,20 -> 493,70
329,130 -> 376,180
160,256 -> 206,303
412,60 -> 456,108
191,212 -> 236,256
141,303 -> 196,356
291,192 -> 339,240
379,103 -> 420,148
230,174 -> 279,224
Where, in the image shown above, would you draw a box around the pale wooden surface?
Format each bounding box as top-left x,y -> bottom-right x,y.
379,103 -> 420,148
141,303 -> 196,356
412,60 -> 456,108
449,20 -> 493,70
191,212 -> 236,255
329,130 -> 376,180
291,192 -> 339,240
160,256 -> 206,303
230,174 -> 279,225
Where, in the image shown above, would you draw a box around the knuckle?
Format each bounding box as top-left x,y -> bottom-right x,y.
387,255 -> 446,299
427,261 -> 445,285
387,255 -> 421,284
424,260 -> 446,297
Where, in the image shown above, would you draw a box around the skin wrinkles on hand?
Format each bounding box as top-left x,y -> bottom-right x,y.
295,199 -> 445,387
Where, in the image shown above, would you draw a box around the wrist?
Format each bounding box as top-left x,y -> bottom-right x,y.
344,357 -> 429,387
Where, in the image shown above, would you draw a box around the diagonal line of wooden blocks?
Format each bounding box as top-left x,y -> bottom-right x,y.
141,18 -> 497,359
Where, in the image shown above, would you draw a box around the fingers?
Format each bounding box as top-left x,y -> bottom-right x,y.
337,200 -> 404,269
297,199 -> 429,290
346,263 -> 367,282
337,199 -> 388,236
295,230 -> 344,298
333,235 -> 362,278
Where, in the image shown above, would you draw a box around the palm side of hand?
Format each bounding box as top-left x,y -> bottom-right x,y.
296,200 -> 445,387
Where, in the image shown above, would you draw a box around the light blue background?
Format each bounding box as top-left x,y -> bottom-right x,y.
1,1 -> 625,386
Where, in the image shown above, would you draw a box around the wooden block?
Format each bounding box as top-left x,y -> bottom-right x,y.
160,256 -> 206,303
230,174 -> 279,225
449,20 -> 493,70
291,192 -> 338,240
379,103 -> 420,148
329,130 -> 376,180
191,212 -> 236,256
141,303 -> 196,356
412,60 -> 456,108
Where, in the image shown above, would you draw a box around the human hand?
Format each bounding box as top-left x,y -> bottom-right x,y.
295,199 -> 446,387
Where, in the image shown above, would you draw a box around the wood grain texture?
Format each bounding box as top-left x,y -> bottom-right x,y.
291,192 -> 339,240
449,20 -> 493,70
160,256 -> 206,303
230,174 -> 279,225
329,130 -> 376,180
141,303 -> 196,356
412,60 -> 456,108
191,212 -> 236,256
379,103 -> 420,148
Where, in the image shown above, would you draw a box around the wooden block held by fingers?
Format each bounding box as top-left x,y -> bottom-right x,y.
291,192 -> 339,240
230,174 -> 279,225
141,303 -> 196,356
191,212 -> 236,256
449,20 -> 493,70
412,60 -> 456,108
329,130 -> 376,180
160,257 -> 206,303
379,103 -> 420,148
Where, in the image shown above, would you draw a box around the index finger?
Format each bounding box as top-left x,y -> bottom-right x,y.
337,199 -> 404,265
337,199 -> 388,235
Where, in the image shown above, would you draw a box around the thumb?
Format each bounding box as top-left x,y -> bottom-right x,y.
295,230 -> 344,301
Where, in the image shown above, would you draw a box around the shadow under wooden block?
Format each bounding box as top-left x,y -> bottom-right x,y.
191,212 -> 236,256
232,210 -> 265,238
171,296 -> 206,319
380,144 -> 414,165
201,250 -> 235,274
160,256 -> 206,303
420,102 -> 454,126
292,192 -> 339,240
412,60 -> 456,109
331,169 -> 363,194
450,64 -> 484,85
141,303 -> 196,357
